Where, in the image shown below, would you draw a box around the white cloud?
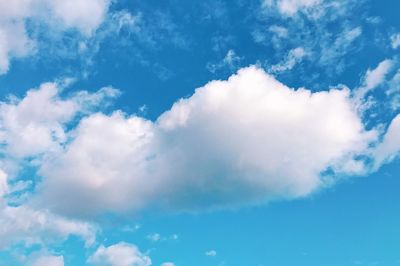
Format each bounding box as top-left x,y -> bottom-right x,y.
145,233 -> 177,243
35,66 -> 376,216
258,1 -> 365,76
269,47 -> 306,73
268,25 -> 288,38
387,70 -> 400,110
0,169 -> 8,198
354,59 -> 393,101
372,115 -> 400,169
0,0 -> 111,74
0,82 -> 77,158
0,81 -> 119,158
207,49 -> 241,73
0,205 -> 96,249
318,26 -> 363,72
47,0 -> 110,36
390,33 -> 400,49
363,59 -> 393,91
344,26 -> 362,43
0,20 -> 35,74
88,242 -> 151,266
147,233 -> 161,242
161,263 -> 175,266
205,250 -> 217,257
29,254 -> 64,266
387,70 -> 400,96
263,0 -> 321,17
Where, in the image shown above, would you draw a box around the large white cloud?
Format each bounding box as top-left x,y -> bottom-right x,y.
35,66 -> 377,216
0,0 -> 111,74
87,242 -> 151,266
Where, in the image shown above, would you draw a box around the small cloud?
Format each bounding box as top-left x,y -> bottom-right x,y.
146,233 -> 161,242
269,47 -> 306,73
161,263 -> 175,266
269,25 -> 288,38
263,0 -> 322,17
146,233 -> 178,242
391,33 -> 400,49
122,224 -> 141,233
354,59 -> 394,101
87,242 -> 151,266
344,27 -> 362,42
205,250 -> 217,257
207,49 -> 241,73
138,105 -> 147,115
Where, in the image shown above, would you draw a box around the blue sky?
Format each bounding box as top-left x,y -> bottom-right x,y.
0,0 -> 399,265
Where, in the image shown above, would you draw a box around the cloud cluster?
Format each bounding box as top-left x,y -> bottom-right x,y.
29,66 -> 380,217
0,0 -> 111,74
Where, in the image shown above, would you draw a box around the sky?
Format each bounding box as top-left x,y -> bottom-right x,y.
0,0 -> 399,265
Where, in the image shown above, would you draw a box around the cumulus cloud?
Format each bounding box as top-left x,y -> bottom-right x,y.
88,242 -> 151,266
0,0 -> 111,74
34,66 -> 378,216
